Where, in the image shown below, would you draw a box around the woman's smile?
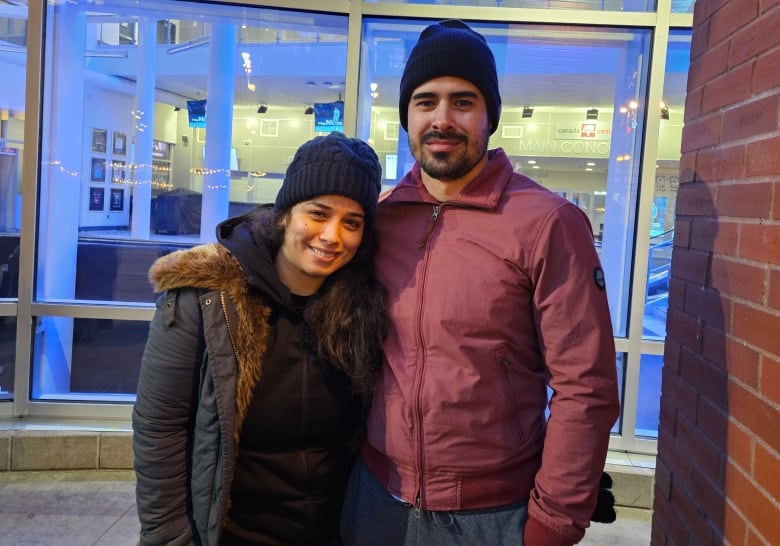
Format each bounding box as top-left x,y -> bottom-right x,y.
275,194 -> 365,295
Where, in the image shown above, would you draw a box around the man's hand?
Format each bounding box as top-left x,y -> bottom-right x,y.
591,472 -> 616,523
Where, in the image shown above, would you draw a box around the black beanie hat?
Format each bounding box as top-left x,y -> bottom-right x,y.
274,132 -> 382,226
399,19 -> 501,134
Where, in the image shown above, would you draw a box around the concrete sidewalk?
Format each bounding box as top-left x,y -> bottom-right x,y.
0,470 -> 652,545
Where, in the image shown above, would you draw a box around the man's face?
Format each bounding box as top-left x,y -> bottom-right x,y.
406,76 -> 491,183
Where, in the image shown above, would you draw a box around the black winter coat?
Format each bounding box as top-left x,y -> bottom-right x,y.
132,213 -> 363,545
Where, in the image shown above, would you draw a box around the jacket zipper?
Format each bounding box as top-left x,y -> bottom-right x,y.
496,351 -> 523,445
413,203 -> 442,511
217,291 -> 239,536
219,292 -> 241,386
417,204 -> 441,249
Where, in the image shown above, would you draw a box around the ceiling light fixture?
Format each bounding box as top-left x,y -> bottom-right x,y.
522,106 -> 534,119
0,44 -> 26,54
84,49 -> 129,58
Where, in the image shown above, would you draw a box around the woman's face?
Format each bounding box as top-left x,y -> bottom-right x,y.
275,194 -> 365,295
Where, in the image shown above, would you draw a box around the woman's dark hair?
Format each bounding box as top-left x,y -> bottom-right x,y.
252,206 -> 387,394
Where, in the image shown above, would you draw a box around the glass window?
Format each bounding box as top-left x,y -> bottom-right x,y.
358,18 -> 652,337
643,30 -> 691,341
0,1 -> 26,402
364,0 -> 656,13
34,0 -> 348,399
636,352 -> 663,437
0,315 -> 14,399
611,352 -> 626,434
0,0 -> 25,292
671,0 -> 695,13
31,317 -> 147,401
0,236 -> 18,299
37,2 -> 349,306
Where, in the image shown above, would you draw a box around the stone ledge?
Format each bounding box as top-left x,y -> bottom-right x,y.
0,431 -> 656,510
0,430 -> 133,471
605,462 -> 655,510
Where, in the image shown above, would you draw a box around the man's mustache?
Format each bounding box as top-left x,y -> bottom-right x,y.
421,131 -> 467,144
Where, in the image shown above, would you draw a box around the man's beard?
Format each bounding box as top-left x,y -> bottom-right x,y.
410,129 -> 488,181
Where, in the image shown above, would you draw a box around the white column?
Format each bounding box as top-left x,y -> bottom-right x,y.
130,18 -> 157,239
200,23 -> 236,242
34,3 -> 87,394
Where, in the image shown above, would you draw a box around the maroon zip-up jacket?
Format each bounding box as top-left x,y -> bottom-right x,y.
363,148 -> 620,544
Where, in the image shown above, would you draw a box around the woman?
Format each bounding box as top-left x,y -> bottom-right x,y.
132,132 -> 387,545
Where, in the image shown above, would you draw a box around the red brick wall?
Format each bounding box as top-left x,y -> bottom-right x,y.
652,0 -> 780,544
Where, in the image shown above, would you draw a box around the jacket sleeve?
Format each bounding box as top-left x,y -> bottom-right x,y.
133,289 -> 205,546
526,203 -> 621,544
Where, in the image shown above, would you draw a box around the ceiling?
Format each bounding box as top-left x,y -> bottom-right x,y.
0,0 -> 692,114
0,0 -> 690,177
70,3 -> 692,113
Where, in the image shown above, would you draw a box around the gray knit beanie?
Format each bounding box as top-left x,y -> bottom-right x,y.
274,132 -> 382,226
399,19 -> 501,134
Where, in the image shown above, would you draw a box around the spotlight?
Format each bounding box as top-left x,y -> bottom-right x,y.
586,108 -> 599,120
522,106 -> 534,119
304,105 -> 314,115
257,104 -> 268,114
660,105 -> 670,120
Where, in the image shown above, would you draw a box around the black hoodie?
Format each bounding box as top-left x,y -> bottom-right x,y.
134,207 -> 364,546
217,209 -> 363,545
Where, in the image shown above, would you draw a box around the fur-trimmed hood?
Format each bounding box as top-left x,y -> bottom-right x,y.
149,240 -> 273,448
151,207 -> 290,310
150,242 -> 246,294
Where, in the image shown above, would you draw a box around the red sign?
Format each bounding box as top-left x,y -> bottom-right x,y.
580,123 -> 597,138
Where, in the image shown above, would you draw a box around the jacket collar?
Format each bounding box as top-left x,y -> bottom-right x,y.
381,148 -> 514,209
149,243 -> 244,294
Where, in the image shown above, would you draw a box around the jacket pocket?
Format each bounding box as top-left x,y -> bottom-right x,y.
495,347 -> 524,446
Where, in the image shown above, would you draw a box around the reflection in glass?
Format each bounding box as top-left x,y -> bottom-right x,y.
359,19 -> 652,337
636,353 -> 663,437
643,30 -> 692,341
0,3 -> 26,284
611,353 -> 626,434
0,315 -> 15,399
0,237 -> 19,299
32,317 -> 149,400
38,1 -> 349,307
363,0 -> 657,13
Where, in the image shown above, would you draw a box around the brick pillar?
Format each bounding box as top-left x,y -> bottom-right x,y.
652,1 -> 780,544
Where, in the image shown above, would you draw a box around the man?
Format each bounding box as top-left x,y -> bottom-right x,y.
341,20 -> 620,545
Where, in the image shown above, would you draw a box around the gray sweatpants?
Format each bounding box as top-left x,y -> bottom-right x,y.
340,458 -> 528,546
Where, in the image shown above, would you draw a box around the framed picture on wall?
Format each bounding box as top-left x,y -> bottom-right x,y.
112,131 -> 127,156
90,157 -> 106,182
89,187 -> 104,211
110,188 -> 124,211
152,140 -> 171,160
91,128 -> 107,153
111,160 -> 126,183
